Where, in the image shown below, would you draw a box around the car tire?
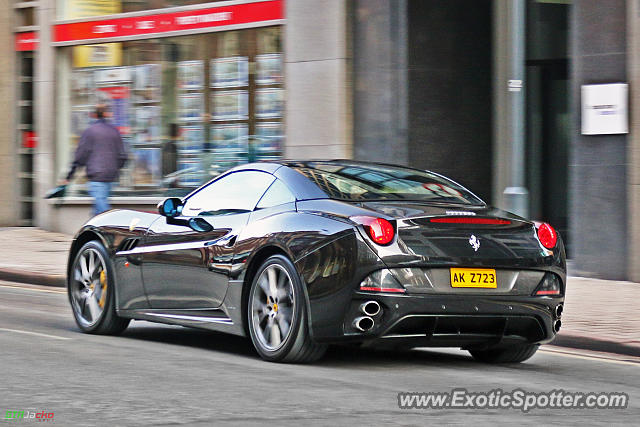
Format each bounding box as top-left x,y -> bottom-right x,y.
247,254 -> 327,363
68,240 -> 130,335
468,344 -> 539,364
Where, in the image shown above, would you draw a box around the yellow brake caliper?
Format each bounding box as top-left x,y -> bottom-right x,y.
98,270 -> 107,308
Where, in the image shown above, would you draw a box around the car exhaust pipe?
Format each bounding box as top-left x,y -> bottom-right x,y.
555,304 -> 564,318
353,316 -> 375,332
553,320 -> 562,333
360,301 -> 381,317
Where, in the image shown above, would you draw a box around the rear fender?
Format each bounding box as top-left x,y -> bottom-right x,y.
236,211 -> 387,341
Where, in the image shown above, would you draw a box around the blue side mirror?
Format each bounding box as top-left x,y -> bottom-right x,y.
158,197 -> 183,218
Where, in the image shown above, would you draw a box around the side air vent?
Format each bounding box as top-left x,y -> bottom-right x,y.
118,238 -> 139,253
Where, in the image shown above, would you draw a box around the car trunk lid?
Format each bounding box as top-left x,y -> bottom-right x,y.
354,201 -> 548,263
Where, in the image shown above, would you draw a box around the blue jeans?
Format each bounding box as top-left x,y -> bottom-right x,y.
88,181 -> 112,216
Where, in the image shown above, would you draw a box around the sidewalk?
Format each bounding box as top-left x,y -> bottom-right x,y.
555,277 -> 640,356
0,227 -> 638,356
0,227 -> 71,287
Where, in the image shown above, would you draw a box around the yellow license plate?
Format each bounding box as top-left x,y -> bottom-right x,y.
450,268 -> 497,288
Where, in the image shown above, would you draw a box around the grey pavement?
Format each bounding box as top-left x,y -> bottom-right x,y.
0,227 -> 71,286
1,227 -> 640,357
558,277 -> 640,355
0,282 -> 639,426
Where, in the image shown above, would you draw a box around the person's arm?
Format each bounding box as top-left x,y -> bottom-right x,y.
66,129 -> 92,181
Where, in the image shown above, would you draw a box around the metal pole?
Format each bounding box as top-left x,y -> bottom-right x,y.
503,0 -> 529,218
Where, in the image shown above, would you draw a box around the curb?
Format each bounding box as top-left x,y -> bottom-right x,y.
0,268 -> 65,288
550,334 -> 640,358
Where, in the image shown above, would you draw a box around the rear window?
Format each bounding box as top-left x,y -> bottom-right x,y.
291,162 -> 484,205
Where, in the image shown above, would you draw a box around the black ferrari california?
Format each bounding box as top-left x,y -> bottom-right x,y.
67,160 -> 565,363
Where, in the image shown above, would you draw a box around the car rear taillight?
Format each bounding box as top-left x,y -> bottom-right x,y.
535,222 -> 558,249
533,273 -> 562,296
351,216 -> 395,245
360,269 -> 406,293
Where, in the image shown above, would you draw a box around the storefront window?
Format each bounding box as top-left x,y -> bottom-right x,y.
57,26 -> 283,196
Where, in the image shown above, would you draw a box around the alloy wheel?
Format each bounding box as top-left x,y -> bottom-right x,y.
70,247 -> 108,328
250,264 -> 296,351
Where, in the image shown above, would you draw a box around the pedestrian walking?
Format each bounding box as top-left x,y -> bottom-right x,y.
64,104 -> 127,216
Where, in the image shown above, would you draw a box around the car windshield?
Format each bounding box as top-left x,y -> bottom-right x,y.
291,162 -> 484,205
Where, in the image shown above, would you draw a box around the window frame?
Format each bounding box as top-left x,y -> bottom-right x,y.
255,177 -> 296,210
181,169 -> 275,216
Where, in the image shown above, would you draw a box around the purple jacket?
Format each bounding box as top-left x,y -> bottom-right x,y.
67,119 -> 127,182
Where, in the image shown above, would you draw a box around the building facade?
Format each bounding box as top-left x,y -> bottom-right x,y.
2,0 -> 639,281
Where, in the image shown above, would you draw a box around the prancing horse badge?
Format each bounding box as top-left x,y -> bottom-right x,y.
469,235 -> 480,252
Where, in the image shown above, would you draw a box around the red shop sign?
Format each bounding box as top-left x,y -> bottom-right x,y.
53,0 -> 283,44
97,86 -> 130,100
16,32 -> 39,51
22,131 -> 38,148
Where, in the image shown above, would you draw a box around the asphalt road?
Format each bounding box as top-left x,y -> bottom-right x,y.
1,282 -> 639,426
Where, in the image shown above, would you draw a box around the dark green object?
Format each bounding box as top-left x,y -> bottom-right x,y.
44,185 -> 66,199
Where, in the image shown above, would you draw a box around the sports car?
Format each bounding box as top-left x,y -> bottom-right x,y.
67,160 -> 566,363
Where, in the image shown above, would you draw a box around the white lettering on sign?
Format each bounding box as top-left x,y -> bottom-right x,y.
136,20 -> 155,30
93,25 -> 117,34
176,11 -> 232,26
508,79 -> 523,92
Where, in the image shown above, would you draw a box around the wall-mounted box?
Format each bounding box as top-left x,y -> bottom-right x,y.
581,83 -> 628,135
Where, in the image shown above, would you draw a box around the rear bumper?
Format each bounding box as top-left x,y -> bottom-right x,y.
320,292 -> 563,349
300,227 -> 566,349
